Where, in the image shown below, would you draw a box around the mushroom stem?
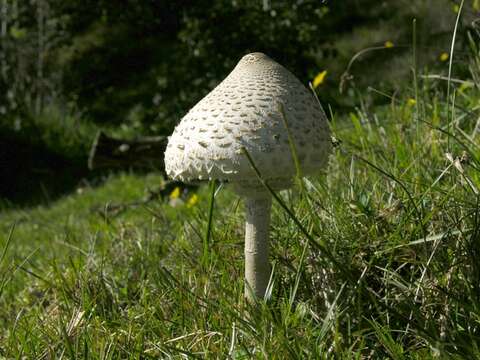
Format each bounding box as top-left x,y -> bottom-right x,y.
244,194 -> 272,301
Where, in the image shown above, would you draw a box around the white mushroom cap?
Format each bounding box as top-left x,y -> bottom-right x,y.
164,52 -> 331,192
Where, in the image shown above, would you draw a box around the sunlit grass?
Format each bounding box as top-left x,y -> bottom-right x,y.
2,54 -> 480,358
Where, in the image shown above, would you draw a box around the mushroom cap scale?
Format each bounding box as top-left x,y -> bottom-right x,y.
164,52 -> 331,190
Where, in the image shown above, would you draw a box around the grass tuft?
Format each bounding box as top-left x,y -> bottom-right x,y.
2,43 -> 480,358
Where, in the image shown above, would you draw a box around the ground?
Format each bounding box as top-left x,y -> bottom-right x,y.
1,84 -> 480,358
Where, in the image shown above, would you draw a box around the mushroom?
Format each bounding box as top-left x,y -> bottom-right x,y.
164,52 -> 331,300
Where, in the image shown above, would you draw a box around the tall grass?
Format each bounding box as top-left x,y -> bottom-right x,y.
2,41 -> 480,360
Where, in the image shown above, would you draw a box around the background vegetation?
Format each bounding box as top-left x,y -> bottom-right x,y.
1,0 -> 477,205
2,0 -> 480,357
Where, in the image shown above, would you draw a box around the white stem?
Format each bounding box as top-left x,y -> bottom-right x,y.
244,194 -> 272,301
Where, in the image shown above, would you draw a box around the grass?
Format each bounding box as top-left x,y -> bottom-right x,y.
2,49 -> 480,360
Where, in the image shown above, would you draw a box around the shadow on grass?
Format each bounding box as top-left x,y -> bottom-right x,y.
0,131 -> 92,208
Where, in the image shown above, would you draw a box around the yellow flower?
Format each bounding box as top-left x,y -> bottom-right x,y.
384,41 -> 394,48
439,52 -> 449,62
186,193 -> 199,208
452,4 -> 459,13
407,98 -> 417,106
169,187 -> 181,200
312,70 -> 327,89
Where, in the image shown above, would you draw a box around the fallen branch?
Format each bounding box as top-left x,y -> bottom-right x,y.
88,131 -> 167,170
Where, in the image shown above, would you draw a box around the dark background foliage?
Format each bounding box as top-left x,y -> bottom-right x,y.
0,0 -> 476,205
